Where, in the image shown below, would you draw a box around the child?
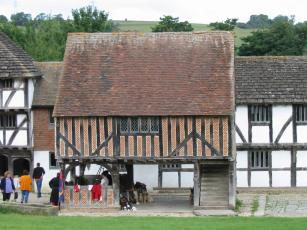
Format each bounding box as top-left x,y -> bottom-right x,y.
91,179 -> 102,202
19,170 -> 32,204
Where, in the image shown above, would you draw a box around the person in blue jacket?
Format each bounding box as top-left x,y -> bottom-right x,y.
0,171 -> 16,201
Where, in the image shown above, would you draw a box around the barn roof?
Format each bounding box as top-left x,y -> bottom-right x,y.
235,56 -> 307,104
32,62 -> 62,108
0,32 -> 41,78
54,32 -> 235,117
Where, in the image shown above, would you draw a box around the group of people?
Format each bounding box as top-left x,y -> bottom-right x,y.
0,163 -> 45,204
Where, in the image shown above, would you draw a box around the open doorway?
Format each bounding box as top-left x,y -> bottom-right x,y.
0,155 -> 8,176
13,158 -> 30,176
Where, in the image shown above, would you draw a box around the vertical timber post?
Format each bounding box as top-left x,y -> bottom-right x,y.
193,161 -> 200,207
112,164 -> 120,208
229,161 -> 236,209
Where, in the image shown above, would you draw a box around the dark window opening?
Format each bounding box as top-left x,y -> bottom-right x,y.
3,79 -> 13,89
130,118 -> 139,133
296,105 -> 307,123
48,108 -> 54,125
120,118 -> 129,133
251,151 -> 269,168
250,105 -> 270,123
49,152 -> 58,168
140,118 -> 149,133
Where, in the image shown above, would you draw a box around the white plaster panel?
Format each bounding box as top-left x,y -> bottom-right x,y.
8,90 -> 25,107
297,126 -> 307,143
181,164 -> 193,169
237,171 -> 248,187
134,165 -> 158,190
14,79 -> 24,88
236,132 -> 243,144
236,151 -> 248,169
2,90 -> 10,106
28,79 -> 34,108
34,151 -> 59,192
272,105 -> 293,143
251,171 -> 269,187
235,106 -> 248,144
297,171 -> 307,187
296,151 -> 307,167
271,151 -> 291,168
272,171 -> 291,187
162,172 -> 179,187
17,114 -> 27,127
180,172 -> 194,187
252,126 -> 270,143
11,130 -> 27,146
5,130 -> 13,143
0,130 -> 3,143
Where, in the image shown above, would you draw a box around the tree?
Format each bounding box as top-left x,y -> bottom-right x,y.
238,17 -> 306,56
71,5 -> 115,32
0,15 -> 8,23
247,14 -> 272,28
11,12 -> 32,26
34,13 -> 48,22
151,16 -> 193,32
209,18 -> 238,31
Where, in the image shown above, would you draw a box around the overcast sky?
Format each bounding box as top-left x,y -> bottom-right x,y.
0,0 -> 306,23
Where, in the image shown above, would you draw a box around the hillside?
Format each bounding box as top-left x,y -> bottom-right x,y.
114,20 -> 254,47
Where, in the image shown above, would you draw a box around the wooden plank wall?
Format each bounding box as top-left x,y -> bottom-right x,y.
57,116 -> 230,158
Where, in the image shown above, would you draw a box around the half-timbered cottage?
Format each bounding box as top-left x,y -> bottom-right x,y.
32,62 -> 62,191
0,32 -> 40,176
54,32 -> 236,209
235,56 -> 307,187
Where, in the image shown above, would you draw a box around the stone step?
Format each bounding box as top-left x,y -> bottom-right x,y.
194,209 -> 235,216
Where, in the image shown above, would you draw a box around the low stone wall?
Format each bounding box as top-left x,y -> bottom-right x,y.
63,186 -> 116,209
0,202 -> 58,216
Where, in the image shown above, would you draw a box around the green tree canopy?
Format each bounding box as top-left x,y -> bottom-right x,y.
209,18 -> 238,31
151,16 -> 193,32
238,17 -> 307,56
11,12 -> 32,26
0,15 -> 8,23
71,5 -> 115,32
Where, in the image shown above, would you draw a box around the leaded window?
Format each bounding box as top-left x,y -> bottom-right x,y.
295,105 -> 307,123
3,79 -> 13,89
131,118 -> 139,133
0,114 -> 16,128
120,117 -> 159,134
251,151 -> 269,168
120,118 -> 129,133
250,105 -> 270,123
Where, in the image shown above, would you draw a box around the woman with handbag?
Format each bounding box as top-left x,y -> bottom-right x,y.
0,171 -> 15,201
19,170 -> 32,204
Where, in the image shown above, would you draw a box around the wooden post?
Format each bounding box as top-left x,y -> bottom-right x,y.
158,164 -> 162,188
193,162 -> 200,207
112,164 -> 120,207
228,161 -> 236,209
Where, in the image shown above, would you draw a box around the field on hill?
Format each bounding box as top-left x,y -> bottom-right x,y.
114,20 -> 255,47
1,214 -> 307,230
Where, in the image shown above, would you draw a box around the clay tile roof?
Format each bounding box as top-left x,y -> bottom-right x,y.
54,32 -> 235,117
0,32 -> 41,78
32,62 -> 62,107
235,56 -> 307,104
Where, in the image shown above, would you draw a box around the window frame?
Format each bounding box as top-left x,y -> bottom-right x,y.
295,104 -> 307,125
250,105 -> 271,124
0,114 -> 17,129
119,117 -> 160,135
250,151 -> 270,169
2,79 -> 14,89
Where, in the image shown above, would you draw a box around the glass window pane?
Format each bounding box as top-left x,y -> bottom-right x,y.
150,118 -> 159,132
120,118 -> 128,132
140,118 -> 149,132
131,118 -> 139,133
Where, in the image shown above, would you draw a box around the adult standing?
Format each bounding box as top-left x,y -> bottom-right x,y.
19,170 -> 32,204
0,171 -> 15,201
49,173 -> 60,206
32,163 -> 45,198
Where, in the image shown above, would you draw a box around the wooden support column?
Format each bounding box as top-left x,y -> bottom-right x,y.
158,164 -> 162,188
228,161 -> 236,209
193,162 -> 200,207
112,164 -> 120,207
80,164 -> 86,177
291,149 -> 297,187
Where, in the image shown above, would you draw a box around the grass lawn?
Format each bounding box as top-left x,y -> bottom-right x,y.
0,214 -> 307,230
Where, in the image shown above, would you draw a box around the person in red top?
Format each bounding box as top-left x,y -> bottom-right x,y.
91,179 -> 102,202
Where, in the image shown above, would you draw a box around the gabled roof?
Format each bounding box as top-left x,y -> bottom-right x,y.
235,56 -> 307,104
54,32 -> 235,117
0,32 -> 41,78
32,62 -> 62,108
